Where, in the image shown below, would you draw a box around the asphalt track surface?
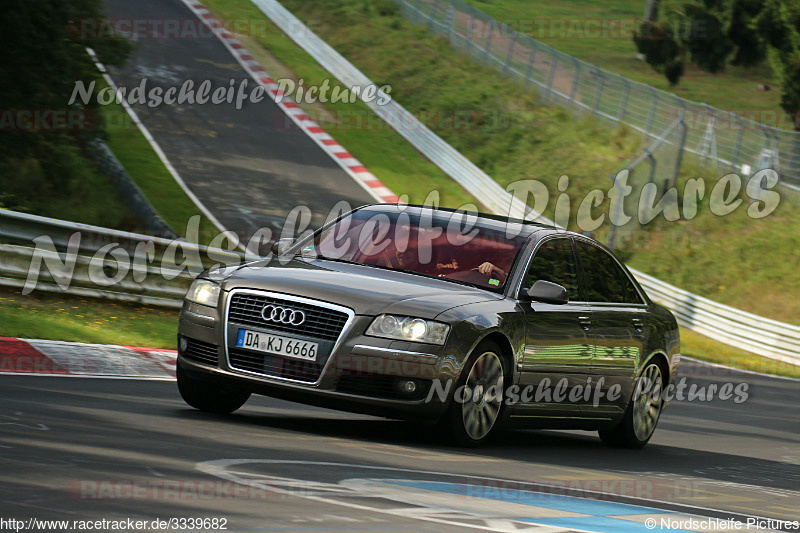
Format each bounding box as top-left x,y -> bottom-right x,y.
0,360 -> 798,532
103,0 -> 375,242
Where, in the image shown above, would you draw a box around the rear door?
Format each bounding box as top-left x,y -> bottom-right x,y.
574,239 -> 648,417
516,237 -> 593,418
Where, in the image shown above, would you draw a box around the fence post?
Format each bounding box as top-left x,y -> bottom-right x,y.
524,36 -> 537,88
445,3 -> 455,44
671,116 -> 688,188
413,0 -> 424,24
607,171 -> 625,250
504,27 -> 516,76
645,87 -> 658,136
591,69 -> 605,115
465,5 -> 477,60
545,47 -> 559,102
482,16 -> 494,65
569,57 -> 581,103
644,149 -> 657,223
428,0 -> 442,33
619,76 -> 630,122
733,113 -> 745,171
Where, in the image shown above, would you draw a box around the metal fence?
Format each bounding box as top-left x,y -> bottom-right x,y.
607,117 -> 688,249
395,0 -> 800,190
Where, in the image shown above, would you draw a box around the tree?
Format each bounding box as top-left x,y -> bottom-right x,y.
757,0 -> 800,129
633,0 -> 800,130
0,0 -> 131,204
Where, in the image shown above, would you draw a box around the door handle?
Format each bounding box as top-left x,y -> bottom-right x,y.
631,318 -> 644,329
578,316 -> 591,330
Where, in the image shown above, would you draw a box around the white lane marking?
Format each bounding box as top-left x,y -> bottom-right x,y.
200,459 -> 584,533
198,459 -> 788,528
85,47 -> 233,241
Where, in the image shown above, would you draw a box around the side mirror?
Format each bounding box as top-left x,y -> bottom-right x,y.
271,237 -> 295,256
526,280 -> 569,304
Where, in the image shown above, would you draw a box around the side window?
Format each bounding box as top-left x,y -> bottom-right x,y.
525,238 -> 580,301
621,271 -> 644,304
576,241 -> 635,304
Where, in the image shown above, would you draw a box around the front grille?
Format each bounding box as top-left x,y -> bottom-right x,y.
335,372 -> 432,401
228,293 -> 348,341
182,338 -> 218,366
229,348 -> 321,382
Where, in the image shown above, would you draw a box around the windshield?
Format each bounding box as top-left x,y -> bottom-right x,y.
297,209 -> 529,291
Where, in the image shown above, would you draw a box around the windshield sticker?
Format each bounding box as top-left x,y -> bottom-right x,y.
488,278 -> 500,286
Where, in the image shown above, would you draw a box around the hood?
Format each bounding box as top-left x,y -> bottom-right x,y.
218,258 -> 503,317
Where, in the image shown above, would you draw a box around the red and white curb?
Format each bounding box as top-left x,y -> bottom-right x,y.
0,337 -> 176,379
180,0 -> 399,204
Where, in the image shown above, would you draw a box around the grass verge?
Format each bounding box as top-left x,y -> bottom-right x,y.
98,80 -> 220,242
680,327 -> 800,379
0,141 -> 133,229
465,0 -> 788,128
0,287 -> 177,349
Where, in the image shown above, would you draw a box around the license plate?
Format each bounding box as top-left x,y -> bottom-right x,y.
235,329 -> 318,361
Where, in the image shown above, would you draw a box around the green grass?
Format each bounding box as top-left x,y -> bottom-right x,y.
680,327 -> 800,379
99,81 -> 221,242
624,182 -> 800,323
466,0 -> 788,128
0,287 -> 177,349
0,141 -> 134,229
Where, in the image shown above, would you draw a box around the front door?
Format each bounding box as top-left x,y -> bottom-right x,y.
517,237 -> 593,419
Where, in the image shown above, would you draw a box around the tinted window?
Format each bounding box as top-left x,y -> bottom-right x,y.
525,238 -> 580,301
621,271 -> 644,304
576,241 -> 639,304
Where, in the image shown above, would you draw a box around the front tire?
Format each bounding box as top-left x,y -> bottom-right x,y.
177,364 -> 250,414
441,342 -> 507,447
599,360 -> 664,449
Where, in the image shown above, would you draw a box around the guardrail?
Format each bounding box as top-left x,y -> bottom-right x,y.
250,0 -> 800,366
0,244 -> 189,308
396,0 -> 799,191
0,208 -> 242,261
0,209 -> 246,308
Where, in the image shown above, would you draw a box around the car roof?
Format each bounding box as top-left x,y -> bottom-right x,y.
358,203 -> 558,238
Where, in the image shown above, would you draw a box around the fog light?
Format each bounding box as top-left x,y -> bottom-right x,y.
179,336 -> 189,353
400,379 -> 417,394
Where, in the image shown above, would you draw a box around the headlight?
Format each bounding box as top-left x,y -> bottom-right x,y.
186,279 -> 221,307
366,314 -> 450,345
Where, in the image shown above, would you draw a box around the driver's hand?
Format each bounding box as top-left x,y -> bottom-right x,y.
478,262 -> 497,276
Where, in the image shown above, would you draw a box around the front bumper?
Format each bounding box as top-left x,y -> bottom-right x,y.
177,297 -> 458,421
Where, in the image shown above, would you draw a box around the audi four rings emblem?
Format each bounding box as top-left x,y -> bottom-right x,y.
261,305 -> 306,326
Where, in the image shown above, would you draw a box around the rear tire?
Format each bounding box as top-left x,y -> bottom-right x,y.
440,341 -> 508,447
177,364 -> 250,414
599,360 -> 664,449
